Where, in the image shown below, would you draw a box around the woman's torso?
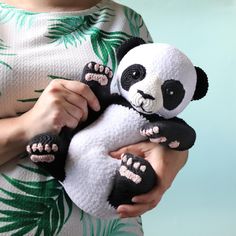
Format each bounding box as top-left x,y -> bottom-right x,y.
0,1 -> 151,234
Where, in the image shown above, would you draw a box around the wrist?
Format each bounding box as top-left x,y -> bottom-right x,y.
16,111 -> 39,142
7,115 -> 30,145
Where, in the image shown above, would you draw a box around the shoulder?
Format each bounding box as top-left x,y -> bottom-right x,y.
106,0 -> 144,22
102,0 -> 152,42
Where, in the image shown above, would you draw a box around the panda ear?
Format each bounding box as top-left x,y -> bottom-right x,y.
116,37 -> 146,63
192,67 -> 209,101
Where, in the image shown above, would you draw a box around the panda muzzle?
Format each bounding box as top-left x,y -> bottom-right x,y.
137,90 -> 155,100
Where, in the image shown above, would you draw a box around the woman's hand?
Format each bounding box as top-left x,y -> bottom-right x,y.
20,79 -> 100,140
0,79 -> 100,165
110,142 -> 188,218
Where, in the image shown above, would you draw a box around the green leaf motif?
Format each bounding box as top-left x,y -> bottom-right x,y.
17,75 -> 70,105
124,7 -> 144,37
48,74 -> 71,80
0,2 -> 39,29
89,28 -> 130,71
0,164 -> 73,235
46,7 -> 114,48
17,97 -> 39,103
45,7 -> 130,70
81,214 -> 142,236
0,39 -> 15,70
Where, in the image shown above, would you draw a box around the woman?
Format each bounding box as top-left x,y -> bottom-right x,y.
0,0 -> 188,235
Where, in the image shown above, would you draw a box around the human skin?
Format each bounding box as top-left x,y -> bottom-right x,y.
110,142 -> 188,218
0,79 -> 100,165
0,0 -> 189,218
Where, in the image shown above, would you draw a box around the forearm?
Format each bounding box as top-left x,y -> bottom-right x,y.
0,116 -> 29,166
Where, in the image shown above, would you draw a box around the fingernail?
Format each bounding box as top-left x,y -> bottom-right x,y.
117,206 -> 125,212
94,102 -> 100,111
132,197 -> 138,203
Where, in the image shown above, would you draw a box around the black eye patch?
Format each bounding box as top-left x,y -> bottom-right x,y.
120,64 -> 146,91
161,80 -> 185,110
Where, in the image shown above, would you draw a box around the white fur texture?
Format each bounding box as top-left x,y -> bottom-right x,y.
116,43 -> 197,119
65,104 -> 148,218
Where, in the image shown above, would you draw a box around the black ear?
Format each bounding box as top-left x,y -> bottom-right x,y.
192,67 -> 209,100
116,37 -> 146,63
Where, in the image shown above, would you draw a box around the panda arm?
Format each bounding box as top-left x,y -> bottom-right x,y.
80,62 -> 116,108
140,117 -> 196,151
26,62 -> 114,181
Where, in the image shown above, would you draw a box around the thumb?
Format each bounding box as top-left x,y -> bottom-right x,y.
109,143 -> 145,159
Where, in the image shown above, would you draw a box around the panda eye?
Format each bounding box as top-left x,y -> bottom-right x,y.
161,80 -> 185,110
132,70 -> 141,79
165,88 -> 175,96
121,64 -> 146,91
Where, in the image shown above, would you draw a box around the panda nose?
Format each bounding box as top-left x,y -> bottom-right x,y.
137,90 -> 155,100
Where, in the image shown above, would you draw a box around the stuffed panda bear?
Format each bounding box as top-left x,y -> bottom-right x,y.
26,37 -> 208,218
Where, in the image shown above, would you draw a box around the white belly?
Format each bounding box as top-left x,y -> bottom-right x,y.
64,104 -> 148,218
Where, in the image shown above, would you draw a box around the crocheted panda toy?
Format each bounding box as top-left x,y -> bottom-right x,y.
26,37 -> 208,218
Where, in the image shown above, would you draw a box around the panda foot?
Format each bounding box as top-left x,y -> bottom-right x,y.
26,133 -> 61,163
140,123 -> 180,149
108,153 -> 157,208
140,120 -> 197,151
83,62 -> 113,86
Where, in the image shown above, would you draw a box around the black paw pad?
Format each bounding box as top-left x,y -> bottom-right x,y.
26,133 -> 61,163
119,153 -> 148,184
108,153 -> 157,208
83,62 -> 113,86
140,123 -> 181,149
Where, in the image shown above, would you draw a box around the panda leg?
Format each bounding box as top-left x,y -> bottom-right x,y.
108,153 -> 157,208
26,132 -> 69,181
140,119 -> 196,151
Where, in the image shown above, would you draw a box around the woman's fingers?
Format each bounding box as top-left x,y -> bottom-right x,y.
110,143 -> 146,159
63,91 -> 89,121
117,200 -> 159,218
62,103 -> 83,128
23,79 -> 101,137
60,80 -> 100,112
132,186 -> 164,204
117,186 -> 164,218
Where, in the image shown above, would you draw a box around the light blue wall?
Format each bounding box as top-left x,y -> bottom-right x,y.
118,1 -> 236,235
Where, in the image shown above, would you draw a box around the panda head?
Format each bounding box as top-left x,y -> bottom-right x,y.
115,37 -> 208,119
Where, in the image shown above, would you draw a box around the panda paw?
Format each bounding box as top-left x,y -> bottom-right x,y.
82,62 -> 113,86
140,120 -> 196,151
119,153 -> 148,184
140,125 -> 180,149
26,133 -> 61,163
108,153 -> 157,208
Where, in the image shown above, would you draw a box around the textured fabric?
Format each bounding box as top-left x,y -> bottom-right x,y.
116,43 -> 197,119
0,0 -> 151,235
66,104 -> 149,218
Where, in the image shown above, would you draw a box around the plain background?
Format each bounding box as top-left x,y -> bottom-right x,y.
118,0 -> 236,235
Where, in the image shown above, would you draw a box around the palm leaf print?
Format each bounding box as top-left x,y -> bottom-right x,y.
46,7 -> 130,70
0,39 -> 15,70
48,75 -> 70,80
0,2 -> 38,29
46,7 -> 114,48
89,29 -> 130,71
81,213 -> 142,236
17,75 -> 70,104
0,164 -> 73,235
124,7 -> 144,37
17,88 -> 42,103
123,7 -> 152,43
